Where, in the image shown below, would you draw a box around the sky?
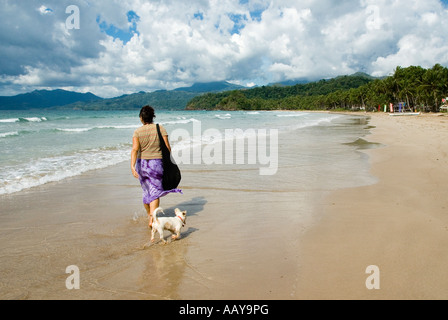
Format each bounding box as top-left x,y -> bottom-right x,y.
1,0 -> 448,98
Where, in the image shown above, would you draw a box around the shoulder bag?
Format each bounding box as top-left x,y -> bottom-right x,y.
156,124 -> 181,190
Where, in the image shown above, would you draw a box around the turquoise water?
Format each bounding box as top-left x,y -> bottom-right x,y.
0,109 -> 365,195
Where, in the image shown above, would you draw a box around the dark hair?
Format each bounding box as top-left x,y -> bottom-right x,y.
139,105 -> 156,124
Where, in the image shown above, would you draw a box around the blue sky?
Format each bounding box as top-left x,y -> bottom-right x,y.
1,0 -> 448,98
98,11 -> 140,44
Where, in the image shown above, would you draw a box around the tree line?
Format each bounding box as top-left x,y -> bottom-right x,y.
186,64 -> 448,112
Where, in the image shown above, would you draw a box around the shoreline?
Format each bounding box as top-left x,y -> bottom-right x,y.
296,112 -> 448,299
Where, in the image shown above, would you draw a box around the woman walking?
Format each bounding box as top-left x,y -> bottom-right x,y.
131,105 -> 182,227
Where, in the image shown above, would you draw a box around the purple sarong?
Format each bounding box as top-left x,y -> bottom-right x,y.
136,159 -> 182,204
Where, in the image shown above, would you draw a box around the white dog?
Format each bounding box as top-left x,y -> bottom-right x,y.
151,207 -> 187,243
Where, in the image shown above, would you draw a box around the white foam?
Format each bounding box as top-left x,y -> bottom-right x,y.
56,125 -> 140,133
0,147 -> 129,195
276,113 -> 308,117
161,118 -> 200,126
96,125 -> 140,130
23,117 -> 47,122
53,119 -> 199,133
0,118 -> 20,123
56,128 -> 92,133
215,114 -> 232,120
284,115 -> 340,132
0,131 -> 19,138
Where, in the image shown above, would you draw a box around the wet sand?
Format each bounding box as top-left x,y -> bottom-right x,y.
1,112 -> 447,300
0,163 -> 316,300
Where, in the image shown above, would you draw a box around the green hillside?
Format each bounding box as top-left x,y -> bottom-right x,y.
66,90 -> 200,111
186,72 -> 374,110
0,89 -> 102,110
0,81 -> 246,111
186,65 -> 448,112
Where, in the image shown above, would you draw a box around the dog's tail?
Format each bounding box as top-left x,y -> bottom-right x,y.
152,207 -> 164,223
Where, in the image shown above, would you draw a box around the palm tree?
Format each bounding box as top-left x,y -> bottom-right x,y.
420,64 -> 447,112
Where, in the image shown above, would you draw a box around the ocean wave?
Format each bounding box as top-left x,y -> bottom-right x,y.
56,128 -> 92,133
0,130 -> 34,138
276,113 -> 308,117
55,124 -> 139,133
0,118 -> 20,123
161,118 -> 200,126
55,119 -> 201,132
0,117 -> 49,124
215,114 -> 232,120
284,115 -> 340,132
0,147 -> 129,195
21,117 -> 48,122
0,131 -> 19,138
97,125 -> 140,129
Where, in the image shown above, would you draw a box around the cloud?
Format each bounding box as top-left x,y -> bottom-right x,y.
38,5 -> 54,15
370,0 -> 448,76
0,1 -> 106,77
0,0 -> 448,97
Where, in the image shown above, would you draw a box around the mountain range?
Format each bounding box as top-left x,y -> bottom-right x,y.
0,81 -> 247,111
173,81 -> 247,92
0,89 -> 102,110
0,74 -> 374,111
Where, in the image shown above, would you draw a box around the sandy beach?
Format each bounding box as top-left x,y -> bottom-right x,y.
297,112 -> 448,300
0,112 -> 447,300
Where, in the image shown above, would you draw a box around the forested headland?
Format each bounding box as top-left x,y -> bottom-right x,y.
186,64 -> 448,112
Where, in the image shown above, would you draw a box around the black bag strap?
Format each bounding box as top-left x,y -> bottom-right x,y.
157,124 -> 172,160
156,124 -> 166,149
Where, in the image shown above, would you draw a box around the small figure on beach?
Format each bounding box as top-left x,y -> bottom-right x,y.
131,105 -> 183,228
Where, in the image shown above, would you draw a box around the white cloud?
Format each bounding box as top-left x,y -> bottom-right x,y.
1,0 -> 448,97
38,5 -> 54,15
369,0 -> 448,76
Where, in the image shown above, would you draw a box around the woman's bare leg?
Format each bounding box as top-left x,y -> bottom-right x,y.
147,198 -> 160,228
143,203 -> 151,227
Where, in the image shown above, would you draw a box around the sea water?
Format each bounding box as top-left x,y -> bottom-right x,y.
0,109 -> 374,195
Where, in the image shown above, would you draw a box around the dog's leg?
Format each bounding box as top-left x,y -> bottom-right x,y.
151,228 -> 156,243
172,230 -> 180,240
159,228 -> 166,244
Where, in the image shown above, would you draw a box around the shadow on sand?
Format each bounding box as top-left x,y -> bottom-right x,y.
160,196 -> 208,240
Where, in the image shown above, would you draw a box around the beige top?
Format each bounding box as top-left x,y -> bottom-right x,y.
133,124 -> 168,160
